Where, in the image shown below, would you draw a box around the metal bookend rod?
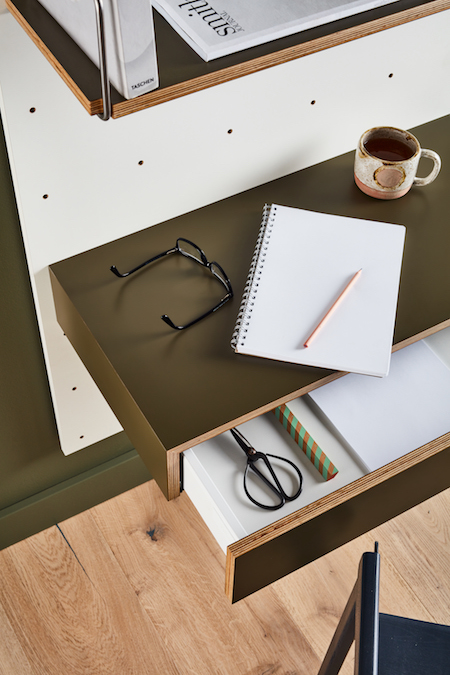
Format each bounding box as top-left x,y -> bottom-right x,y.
93,0 -> 112,121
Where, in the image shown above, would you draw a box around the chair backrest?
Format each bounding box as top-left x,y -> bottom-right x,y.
318,543 -> 381,675
319,543 -> 450,675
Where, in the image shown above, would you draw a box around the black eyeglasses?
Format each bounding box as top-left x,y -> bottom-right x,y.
110,238 -> 233,330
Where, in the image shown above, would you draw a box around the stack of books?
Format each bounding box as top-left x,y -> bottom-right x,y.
37,0 -> 159,99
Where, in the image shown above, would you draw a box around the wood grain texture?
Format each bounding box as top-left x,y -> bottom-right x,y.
87,482 -> 319,674
0,602 -> 34,675
374,491 -> 450,625
0,523 -> 177,674
0,481 -> 449,674
6,0 -> 450,118
5,0 -> 93,115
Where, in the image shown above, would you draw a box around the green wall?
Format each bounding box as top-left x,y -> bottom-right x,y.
0,115 -> 151,550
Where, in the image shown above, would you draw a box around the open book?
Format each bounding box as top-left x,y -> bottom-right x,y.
152,0 -> 401,61
231,204 -> 405,377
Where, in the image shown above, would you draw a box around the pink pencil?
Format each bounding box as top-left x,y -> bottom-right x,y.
304,269 -> 362,348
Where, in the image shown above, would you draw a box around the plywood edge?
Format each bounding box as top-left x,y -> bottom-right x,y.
226,431 -> 450,563
166,450 -> 182,500
5,0 -> 97,116
109,0 -> 450,117
167,373 -> 343,457
169,319 -> 450,463
393,318 -> 450,351
7,0 -> 450,119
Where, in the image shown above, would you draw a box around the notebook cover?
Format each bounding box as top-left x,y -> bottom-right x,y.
232,204 -> 406,377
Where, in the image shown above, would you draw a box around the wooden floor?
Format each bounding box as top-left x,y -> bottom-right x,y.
1,481 -> 449,675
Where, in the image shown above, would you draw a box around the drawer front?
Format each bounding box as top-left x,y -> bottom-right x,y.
226,438 -> 450,602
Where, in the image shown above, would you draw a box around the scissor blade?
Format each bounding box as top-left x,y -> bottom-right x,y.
229,428 -> 255,456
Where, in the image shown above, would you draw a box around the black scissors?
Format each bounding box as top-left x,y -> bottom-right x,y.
230,428 -> 303,511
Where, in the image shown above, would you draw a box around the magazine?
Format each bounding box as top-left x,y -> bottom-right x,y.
152,0 -> 401,61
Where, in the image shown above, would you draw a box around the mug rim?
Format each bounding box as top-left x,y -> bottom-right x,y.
359,126 -> 420,162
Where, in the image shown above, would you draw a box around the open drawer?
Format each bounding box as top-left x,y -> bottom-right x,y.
183,332 -> 450,602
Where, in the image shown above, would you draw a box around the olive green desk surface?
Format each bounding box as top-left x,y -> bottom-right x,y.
50,115 -> 450,499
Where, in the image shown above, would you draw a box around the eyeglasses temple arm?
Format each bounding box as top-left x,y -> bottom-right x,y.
110,247 -> 177,278
161,291 -> 233,330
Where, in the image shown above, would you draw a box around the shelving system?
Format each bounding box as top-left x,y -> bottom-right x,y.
2,0 -> 450,600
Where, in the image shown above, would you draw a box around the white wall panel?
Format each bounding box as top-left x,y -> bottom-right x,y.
1,0 -> 449,453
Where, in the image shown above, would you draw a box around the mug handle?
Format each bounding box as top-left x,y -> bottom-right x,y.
414,149 -> 441,186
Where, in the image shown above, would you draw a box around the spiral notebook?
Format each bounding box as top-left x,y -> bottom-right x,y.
231,204 -> 406,377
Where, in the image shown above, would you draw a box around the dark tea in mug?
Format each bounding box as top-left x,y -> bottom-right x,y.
364,136 -> 416,162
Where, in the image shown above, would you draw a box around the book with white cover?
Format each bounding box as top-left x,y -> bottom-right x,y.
37,0 -> 159,99
231,204 -> 405,377
308,338 -> 450,471
152,0 -> 401,61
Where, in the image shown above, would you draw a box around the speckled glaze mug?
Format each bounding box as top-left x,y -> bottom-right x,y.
354,126 -> 441,199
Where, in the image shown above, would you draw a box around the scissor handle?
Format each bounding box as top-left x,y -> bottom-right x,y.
244,452 -> 303,511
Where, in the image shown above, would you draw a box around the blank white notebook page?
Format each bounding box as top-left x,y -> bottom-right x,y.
308,339 -> 450,471
233,204 -> 406,377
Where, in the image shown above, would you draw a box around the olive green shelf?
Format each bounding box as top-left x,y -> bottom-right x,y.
7,0 -> 450,118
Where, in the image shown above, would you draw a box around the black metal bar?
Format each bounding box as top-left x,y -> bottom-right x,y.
317,582 -> 357,675
93,0 -> 111,121
354,550 -> 380,675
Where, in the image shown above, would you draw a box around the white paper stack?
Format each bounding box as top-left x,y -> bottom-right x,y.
309,336 -> 450,471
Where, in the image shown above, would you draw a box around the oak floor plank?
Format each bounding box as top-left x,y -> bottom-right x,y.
58,511 -> 180,675
88,481 -> 320,675
0,523 -> 178,674
371,489 -> 450,625
0,482 -> 449,675
0,601 -> 34,675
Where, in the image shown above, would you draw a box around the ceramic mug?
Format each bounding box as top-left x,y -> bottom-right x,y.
354,126 -> 441,199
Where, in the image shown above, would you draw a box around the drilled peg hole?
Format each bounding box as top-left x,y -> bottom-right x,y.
388,73 -> 394,78
227,129 -> 233,134
29,107 -> 36,113
138,160 -> 144,165
43,194 -> 48,199
311,100 -> 316,105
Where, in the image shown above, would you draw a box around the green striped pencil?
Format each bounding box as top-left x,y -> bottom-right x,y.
273,403 -> 338,481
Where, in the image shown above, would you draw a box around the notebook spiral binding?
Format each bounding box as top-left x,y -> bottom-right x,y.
231,204 -> 276,350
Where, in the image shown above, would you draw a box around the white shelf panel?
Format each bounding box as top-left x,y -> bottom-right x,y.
1,0 -> 449,454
